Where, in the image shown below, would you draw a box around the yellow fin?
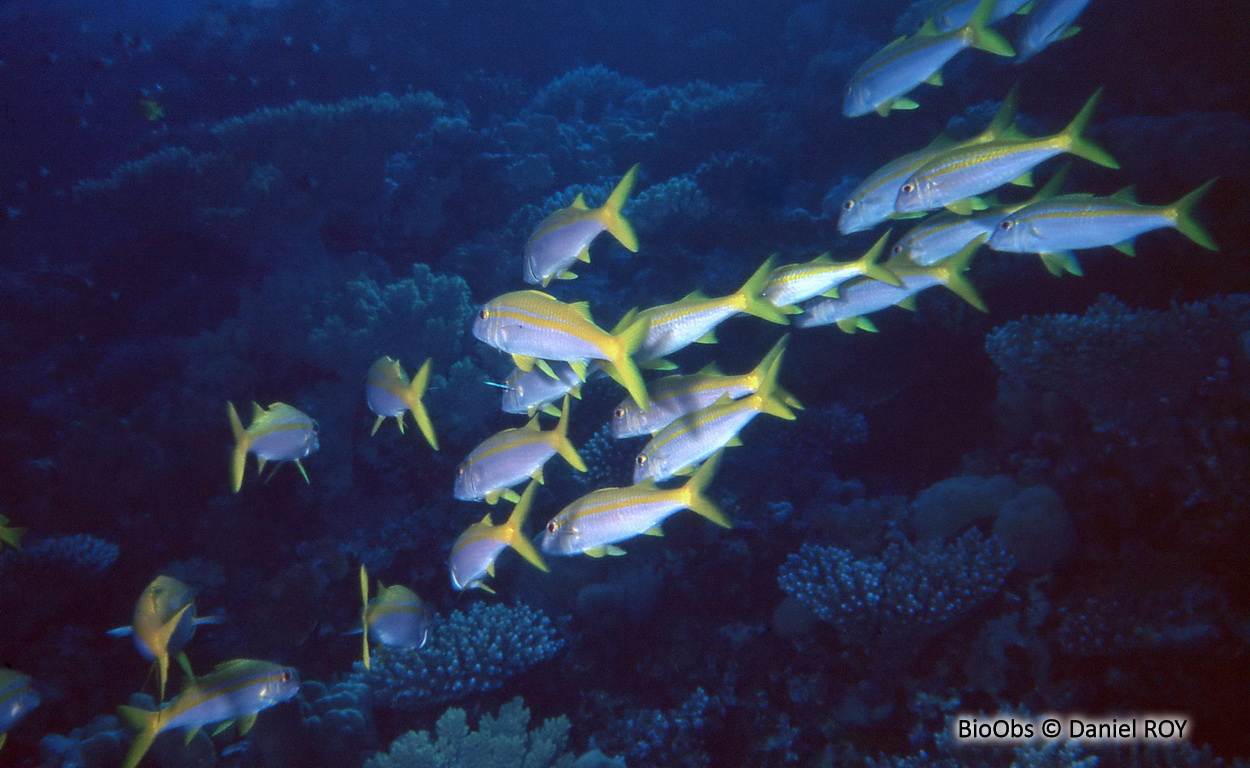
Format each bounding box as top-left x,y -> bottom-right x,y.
601,163 -> 641,252
924,70 -> 943,86
575,246 -> 591,263
643,526 -> 664,537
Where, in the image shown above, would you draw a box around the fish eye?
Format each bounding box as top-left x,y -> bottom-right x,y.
546,520 -> 559,534
843,200 -> 855,210
635,454 -> 647,466
456,467 -> 465,476
613,407 -> 625,419
901,184 -> 915,194
1000,220 -> 1013,230
892,245 -> 903,254
281,670 -> 292,683
478,309 -> 489,319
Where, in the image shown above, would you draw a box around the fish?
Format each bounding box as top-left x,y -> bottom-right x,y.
523,164 -> 641,287
896,163 -> 1072,266
449,480 -> 549,593
0,668 -> 40,753
843,0 -> 1015,118
117,659 -> 300,768
838,86 -> 1020,234
987,180 -> 1218,266
107,575 -> 224,703
631,257 -> 790,368
1015,0 -> 1091,63
895,89 -> 1119,215
540,450 -> 730,558
454,396 -> 586,504
795,236 -> 987,331
611,335 -> 800,439
365,356 -> 438,450
226,401 -> 319,493
357,564 -> 432,671
931,0 -> 1032,31
500,361 -> 585,417
633,345 -> 797,483
0,515 -> 25,550
472,290 -> 651,410
762,232 -> 901,311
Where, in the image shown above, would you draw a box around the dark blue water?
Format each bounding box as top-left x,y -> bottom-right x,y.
1,0 -> 1247,766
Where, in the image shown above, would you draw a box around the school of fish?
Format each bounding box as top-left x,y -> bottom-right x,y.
1,0 -> 1223,761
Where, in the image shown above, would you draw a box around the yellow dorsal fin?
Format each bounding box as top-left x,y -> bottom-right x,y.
359,564 -> 372,670
570,193 -> 588,210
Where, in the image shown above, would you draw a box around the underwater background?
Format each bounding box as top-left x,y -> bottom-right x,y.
1,0 -> 1248,765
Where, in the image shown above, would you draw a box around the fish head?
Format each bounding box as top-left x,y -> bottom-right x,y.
894,176 -> 934,214
610,402 -> 644,439
989,214 -> 1026,250
452,461 -> 482,501
258,666 -> 301,706
837,195 -> 872,234
842,82 -> 873,118
632,448 -> 663,484
471,303 -> 510,348
539,515 -> 580,556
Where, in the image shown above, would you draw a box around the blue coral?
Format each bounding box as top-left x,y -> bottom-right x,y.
351,602 -> 564,712
778,530 -> 1014,659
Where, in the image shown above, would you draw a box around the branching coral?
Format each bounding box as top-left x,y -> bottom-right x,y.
985,294 -> 1250,433
778,530 -> 1013,664
351,603 -> 564,713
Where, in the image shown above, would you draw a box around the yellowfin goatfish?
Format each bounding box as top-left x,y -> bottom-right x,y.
365,356 -> 438,450
988,180 -> 1218,263
0,668 -> 39,753
895,89 -> 1119,215
226,401 -> 319,493
0,514 -> 26,550
472,290 -> 651,410
762,233 -> 901,311
541,451 -> 730,558
896,163 -> 1072,266
455,396 -> 586,504
838,87 -> 1021,234
630,257 -> 790,368
524,164 -> 641,287
500,361 -> 584,417
795,236 -> 987,331
118,659 -> 300,768
1015,0 -> 1090,63
611,335 -> 799,439
107,575 -> 224,703
931,0 -> 1031,31
633,348 -> 797,483
449,480 -> 549,593
843,0 -> 1015,118
357,565 -> 432,671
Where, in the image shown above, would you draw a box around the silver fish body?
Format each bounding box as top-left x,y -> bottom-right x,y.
933,0 -> 1030,30
1015,0 -> 1091,62
455,431 -> 559,501
524,216 -> 606,285
0,669 -> 39,736
501,362 -> 585,416
794,274 -> 942,328
839,146 -> 950,234
989,195 -> 1184,254
367,586 -> 432,650
844,30 -> 977,118
896,208 -> 1004,265
250,406 -> 318,463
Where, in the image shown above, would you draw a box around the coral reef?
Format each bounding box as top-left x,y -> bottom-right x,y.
362,697 -> 579,768
351,603 -> 564,713
778,530 -> 1014,666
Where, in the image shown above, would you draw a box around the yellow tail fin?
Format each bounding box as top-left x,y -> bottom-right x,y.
1058,89 -> 1119,169
359,564 -> 372,670
504,482 -> 549,573
226,402 -> 249,493
551,396 -> 588,472
736,256 -> 791,325
602,314 -> 651,411
936,235 -> 989,310
407,358 -> 439,450
682,451 -> 731,528
855,231 -> 902,286
118,705 -> 161,768
600,164 -> 641,252
1167,179 -> 1218,251
754,341 -> 798,421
